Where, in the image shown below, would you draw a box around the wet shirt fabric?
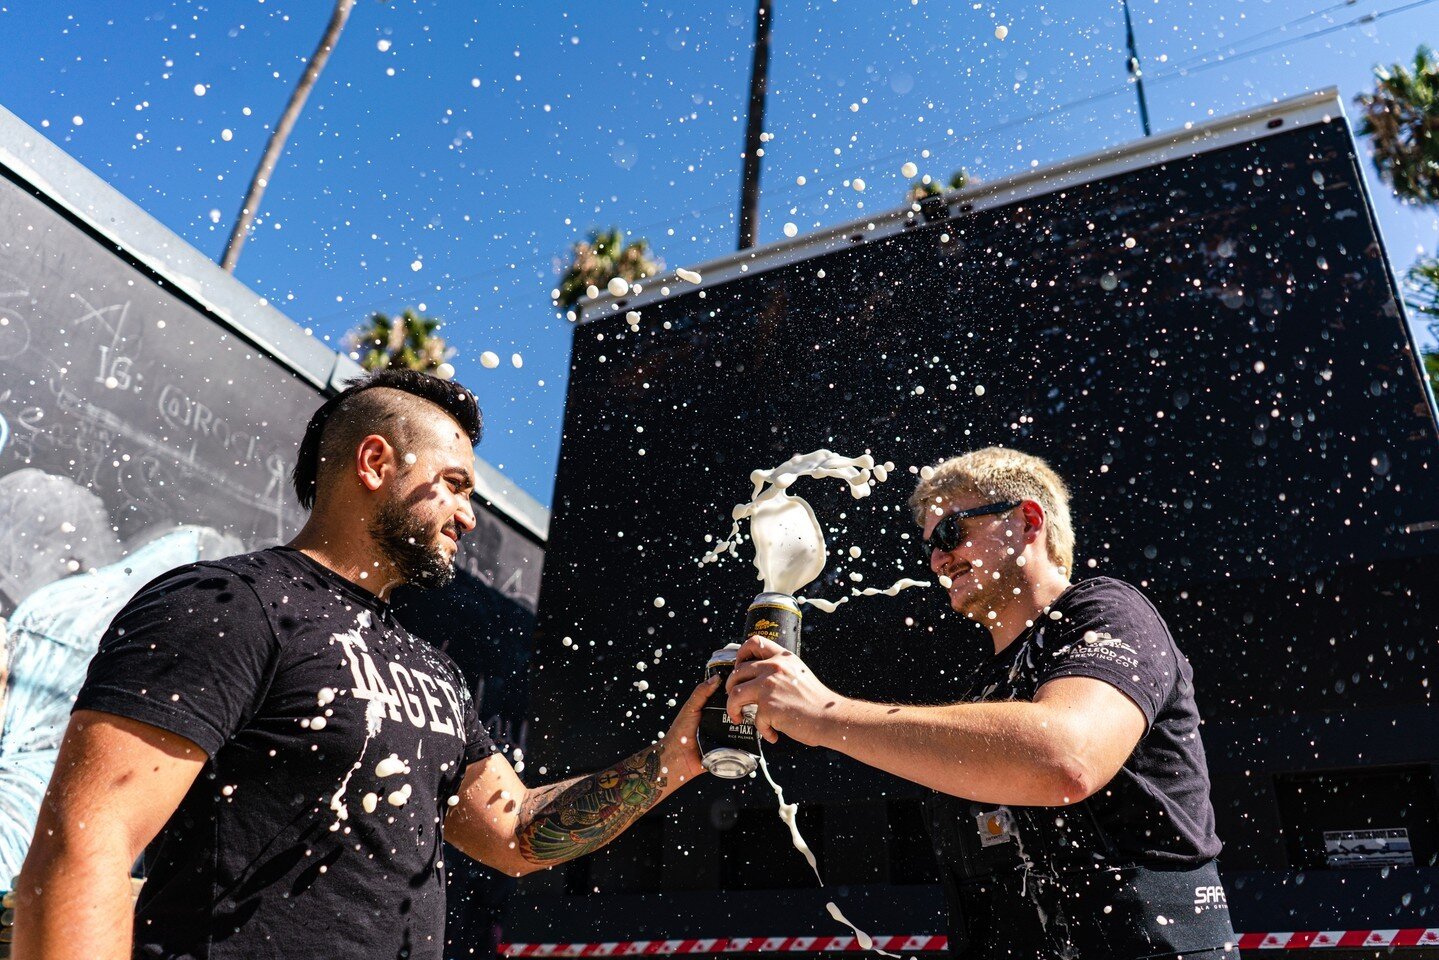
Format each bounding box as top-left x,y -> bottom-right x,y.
73,546 -> 497,960
924,576 -> 1234,959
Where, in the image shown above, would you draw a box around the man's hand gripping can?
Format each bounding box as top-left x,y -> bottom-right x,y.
697,592 -> 803,779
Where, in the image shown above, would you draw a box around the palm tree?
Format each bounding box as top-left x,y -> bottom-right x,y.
554,228 -> 661,310
221,0 -> 357,272
1353,46 -> 1439,204
905,169 -> 972,207
1410,258 -> 1439,322
346,309 -> 453,373
1407,259 -> 1439,393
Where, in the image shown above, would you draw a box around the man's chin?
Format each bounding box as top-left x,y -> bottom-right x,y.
408,563 -> 456,590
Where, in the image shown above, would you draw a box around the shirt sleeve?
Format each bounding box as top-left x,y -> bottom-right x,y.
73,563 -> 279,758
456,673 -> 498,768
1035,580 -> 1179,727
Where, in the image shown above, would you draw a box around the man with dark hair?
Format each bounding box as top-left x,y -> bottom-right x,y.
14,372 -> 716,960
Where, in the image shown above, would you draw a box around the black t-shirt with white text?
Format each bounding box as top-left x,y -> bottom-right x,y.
74,546 -> 497,960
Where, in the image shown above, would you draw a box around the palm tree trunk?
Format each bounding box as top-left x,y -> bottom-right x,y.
220,0 -> 356,273
737,0 -> 773,250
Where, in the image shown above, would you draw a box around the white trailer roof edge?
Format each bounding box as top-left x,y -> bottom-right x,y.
0,103 -> 549,543
585,87 -> 1344,318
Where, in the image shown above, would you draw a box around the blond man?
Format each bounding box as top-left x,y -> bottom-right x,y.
727,447 -> 1234,960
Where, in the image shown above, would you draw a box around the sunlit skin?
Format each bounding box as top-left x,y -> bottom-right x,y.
288,417 -> 478,600
724,489 -> 1147,809
920,494 -> 1072,655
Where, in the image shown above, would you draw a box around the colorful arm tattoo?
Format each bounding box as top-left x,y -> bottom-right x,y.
516,745 -> 668,867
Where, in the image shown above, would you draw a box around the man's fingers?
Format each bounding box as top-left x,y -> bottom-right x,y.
724,659 -> 777,693
726,680 -> 759,724
735,634 -> 785,664
680,675 -> 721,715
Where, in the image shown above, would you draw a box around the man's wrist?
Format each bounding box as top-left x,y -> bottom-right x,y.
806,693 -> 861,752
657,734 -> 703,786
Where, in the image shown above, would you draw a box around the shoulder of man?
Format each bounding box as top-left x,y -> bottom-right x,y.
122,549 -> 278,607
1039,576 -> 1190,714
1054,576 -> 1173,638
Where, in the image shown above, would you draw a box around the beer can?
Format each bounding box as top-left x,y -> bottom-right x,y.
698,644 -> 759,779
742,592 -> 803,656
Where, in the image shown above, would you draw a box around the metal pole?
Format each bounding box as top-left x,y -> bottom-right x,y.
1121,0 -> 1152,137
738,0 -> 773,250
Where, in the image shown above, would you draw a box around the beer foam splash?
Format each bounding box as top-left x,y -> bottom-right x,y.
702,449 -> 929,606
701,449 -> 879,596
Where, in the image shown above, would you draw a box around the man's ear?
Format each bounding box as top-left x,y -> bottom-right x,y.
356,435 -> 394,493
1021,499 -> 1046,544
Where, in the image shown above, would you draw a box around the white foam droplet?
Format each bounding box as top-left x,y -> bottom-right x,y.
480,351 -> 500,369
362,792 -> 378,814
375,755 -> 410,778
607,277 -> 630,297
410,259 -> 423,272
783,222 -> 798,238
975,384 -> 986,396
387,784 -> 412,807
994,24 -> 1009,39
676,267 -> 702,284
653,596 -> 666,608
901,161 -> 918,178
852,178 -> 866,192
511,352 -> 524,368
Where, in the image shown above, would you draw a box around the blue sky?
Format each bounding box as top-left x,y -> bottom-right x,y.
3,0 -> 1436,506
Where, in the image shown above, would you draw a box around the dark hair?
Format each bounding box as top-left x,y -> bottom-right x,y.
292,370 -> 482,510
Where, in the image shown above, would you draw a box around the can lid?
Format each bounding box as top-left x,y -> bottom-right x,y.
708,647 -> 739,667
751,592 -> 803,612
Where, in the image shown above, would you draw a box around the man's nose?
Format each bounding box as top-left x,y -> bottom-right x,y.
455,501 -> 477,534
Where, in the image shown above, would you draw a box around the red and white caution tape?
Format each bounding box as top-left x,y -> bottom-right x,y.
1238,929 -> 1439,949
500,936 -> 947,956
501,929 -> 1439,956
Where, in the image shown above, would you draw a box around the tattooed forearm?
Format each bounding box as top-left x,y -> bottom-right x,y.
516,744 -> 668,867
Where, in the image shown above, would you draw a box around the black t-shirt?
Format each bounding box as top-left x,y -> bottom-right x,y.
74,547 -> 497,960
926,577 -> 1229,958
958,575 -> 1221,864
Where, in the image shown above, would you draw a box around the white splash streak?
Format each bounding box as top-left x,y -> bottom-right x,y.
331,698 -> 385,824
758,743 -> 901,957
800,577 -> 931,614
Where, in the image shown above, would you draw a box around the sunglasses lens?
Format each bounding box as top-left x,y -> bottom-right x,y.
920,517 -> 959,560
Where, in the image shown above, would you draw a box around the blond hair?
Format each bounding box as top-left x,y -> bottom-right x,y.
908,447 -> 1075,575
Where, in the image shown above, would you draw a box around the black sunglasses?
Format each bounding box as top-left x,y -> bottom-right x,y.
918,500 -> 1023,561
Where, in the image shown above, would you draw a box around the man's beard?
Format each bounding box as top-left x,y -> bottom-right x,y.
369,500 -> 456,589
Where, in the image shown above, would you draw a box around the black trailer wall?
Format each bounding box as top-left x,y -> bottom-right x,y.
0,152 -> 544,956
518,111 -> 1439,943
